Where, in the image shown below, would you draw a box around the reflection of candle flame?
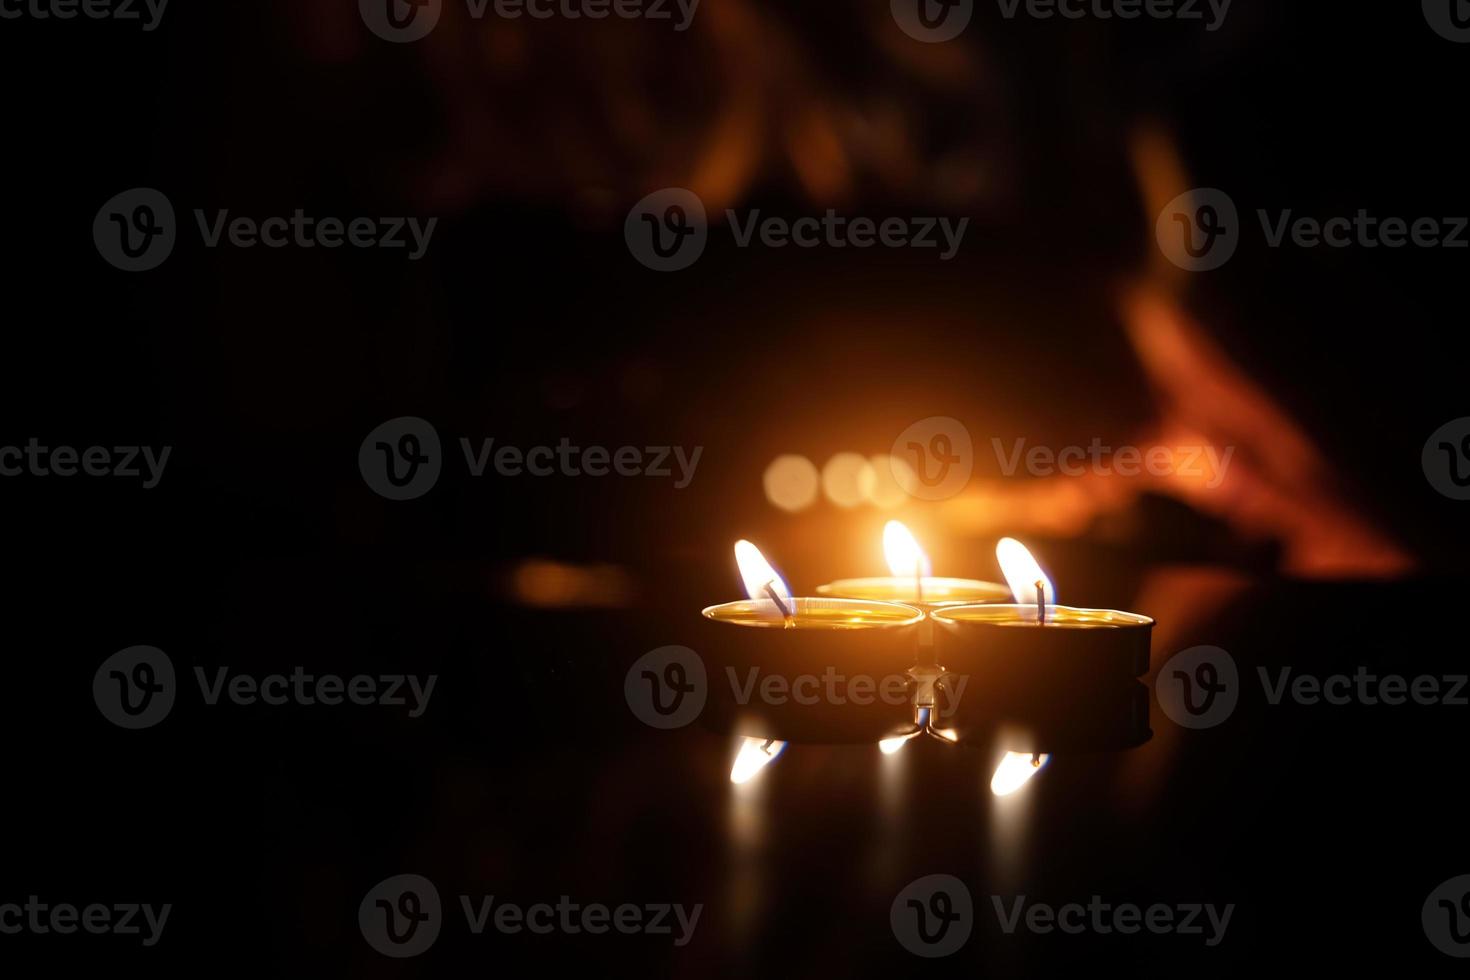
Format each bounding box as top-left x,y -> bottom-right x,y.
990,751 -> 1050,796
996,537 -> 1056,607
879,730 -> 921,755
730,737 -> 786,783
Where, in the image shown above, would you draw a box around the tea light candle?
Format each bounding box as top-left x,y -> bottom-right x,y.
699,541 -> 925,779
816,521 -> 1012,609
930,539 -> 1153,765
817,522 -> 1012,750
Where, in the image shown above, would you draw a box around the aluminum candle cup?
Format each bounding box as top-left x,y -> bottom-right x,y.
932,603 -> 1154,751
696,597 -> 925,743
816,578 -> 1012,655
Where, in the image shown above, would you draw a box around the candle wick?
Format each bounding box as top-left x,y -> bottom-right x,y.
763,581 -> 795,628
915,567 -> 923,603
1035,580 -> 1046,626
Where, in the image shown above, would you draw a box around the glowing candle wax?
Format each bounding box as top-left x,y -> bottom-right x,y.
815,521 -> 1012,609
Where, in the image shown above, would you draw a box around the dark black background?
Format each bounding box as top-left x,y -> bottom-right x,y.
2,0 -> 1468,975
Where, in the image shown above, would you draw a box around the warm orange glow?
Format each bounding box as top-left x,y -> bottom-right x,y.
990,751 -> 1050,796
822,452 -> 874,508
762,454 -> 820,512
730,737 -> 786,784
734,540 -> 791,602
996,537 -> 1056,605
510,560 -> 634,608
861,454 -> 914,509
883,520 -> 930,579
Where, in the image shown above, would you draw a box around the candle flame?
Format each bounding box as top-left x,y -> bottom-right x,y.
734,540 -> 791,602
730,736 -> 786,784
996,537 -> 1057,607
990,751 -> 1050,796
883,521 -> 931,579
